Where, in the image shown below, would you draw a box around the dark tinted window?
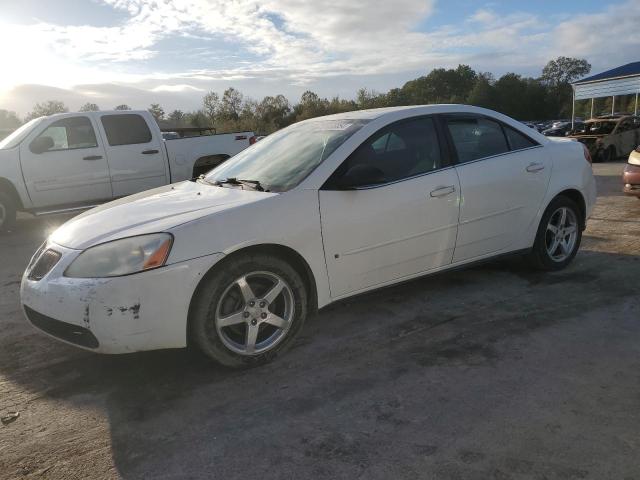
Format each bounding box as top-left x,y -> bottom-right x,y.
30,117 -> 97,152
342,117 -> 443,184
446,116 -> 508,162
101,114 -> 152,146
504,126 -> 538,150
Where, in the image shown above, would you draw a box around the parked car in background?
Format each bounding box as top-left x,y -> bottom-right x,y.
568,115 -> 640,162
543,121 -> 585,137
20,105 -> 596,367
623,145 -> 640,198
0,111 -> 255,231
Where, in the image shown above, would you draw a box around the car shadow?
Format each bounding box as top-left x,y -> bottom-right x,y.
2,225 -> 639,478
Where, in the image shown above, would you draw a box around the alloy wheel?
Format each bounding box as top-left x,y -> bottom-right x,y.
214,271 -> 294,355
544,206 -> 578,262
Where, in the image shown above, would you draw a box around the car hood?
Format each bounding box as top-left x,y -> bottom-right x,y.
50,181 -> 276,250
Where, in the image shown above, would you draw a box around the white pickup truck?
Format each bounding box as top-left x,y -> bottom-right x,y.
0,110 -> 255,231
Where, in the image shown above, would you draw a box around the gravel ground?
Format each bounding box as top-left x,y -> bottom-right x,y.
1,162 -> 639,480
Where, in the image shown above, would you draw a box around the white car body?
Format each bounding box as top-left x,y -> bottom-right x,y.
0,110 -> 253,214
21,105 -> 597,354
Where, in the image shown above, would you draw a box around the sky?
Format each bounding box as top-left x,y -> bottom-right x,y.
1,0 -> 639,116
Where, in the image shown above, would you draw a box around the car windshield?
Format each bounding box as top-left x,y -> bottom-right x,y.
0,117 -> 44,150
204,118 -> 370,192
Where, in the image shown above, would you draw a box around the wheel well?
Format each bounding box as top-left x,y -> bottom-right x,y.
192,154 -> 230,178
187,244 -> 319,345
554,189 -> 586,229
0,178 -> 23,210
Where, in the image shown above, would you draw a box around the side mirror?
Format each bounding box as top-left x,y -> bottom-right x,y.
337,164 -> 386,189
30,136 -> 55,154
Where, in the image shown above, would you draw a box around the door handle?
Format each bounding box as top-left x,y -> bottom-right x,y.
430,185 -> 456,198
142,149 -> 159,155
83,155 -> 103,161
526,162 -> 545,173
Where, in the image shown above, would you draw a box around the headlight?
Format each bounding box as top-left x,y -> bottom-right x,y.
65,233 -> 173,278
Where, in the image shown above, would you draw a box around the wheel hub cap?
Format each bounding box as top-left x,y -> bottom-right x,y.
214,271 -> 294,356
545,206 -> 578,263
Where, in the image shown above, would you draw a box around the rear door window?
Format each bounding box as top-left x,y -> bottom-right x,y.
101,114 -> 152,146
446,116 -> 509,162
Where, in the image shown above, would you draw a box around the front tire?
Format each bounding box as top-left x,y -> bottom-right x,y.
0,191 -> 16,233
527,196 -> 582,271
190,253 -> 308,368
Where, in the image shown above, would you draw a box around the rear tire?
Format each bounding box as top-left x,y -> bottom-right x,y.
190,253 -> 308,368
527,196 -> 582,271
0,191 -> 16,233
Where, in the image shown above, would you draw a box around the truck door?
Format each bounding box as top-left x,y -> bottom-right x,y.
97,113 -> 169,198
19,115 -> 112,208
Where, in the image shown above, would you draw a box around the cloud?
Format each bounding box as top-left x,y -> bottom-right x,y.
151,84 -> 205,93
1,0 -> 639,116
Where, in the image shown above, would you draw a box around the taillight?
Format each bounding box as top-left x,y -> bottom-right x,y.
582,144 -> 592,164
249,136 -> 257,145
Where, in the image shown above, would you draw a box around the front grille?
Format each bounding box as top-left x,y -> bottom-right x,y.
24,306 -> 99,349
28,249 -> 61,281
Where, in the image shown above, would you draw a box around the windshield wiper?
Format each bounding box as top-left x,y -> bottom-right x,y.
214,177 -> 268,191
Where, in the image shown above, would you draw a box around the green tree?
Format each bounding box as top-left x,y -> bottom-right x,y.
541,57 -> 591,86
25,100 -> 68,121
186,110 -> 210,128
467,73 -> 497,110
79,102 -> 100,112
0,109 -> 21,129
148,103 -> 165,122
203,91 -> 220,123
256,94 -> 291,132
167,109 -> 185,126
114,104 -> 131,110
220,87 -> 243,122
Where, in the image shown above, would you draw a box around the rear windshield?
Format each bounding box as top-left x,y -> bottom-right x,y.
205,119 -> 370,192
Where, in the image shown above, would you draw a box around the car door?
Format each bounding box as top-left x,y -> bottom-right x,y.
444,114 -> 551,262
319,116 -> 460,298
97,113 -> 168,198
19,115 -> 112,208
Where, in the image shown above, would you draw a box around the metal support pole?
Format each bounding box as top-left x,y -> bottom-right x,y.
590,98 -> 594,119
612,96 -> 615,115
635,92 -> 638,116
571,88 -> 575,129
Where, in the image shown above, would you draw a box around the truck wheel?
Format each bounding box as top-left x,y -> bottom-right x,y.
190,253 -> 308,368
0,191 -> 16,233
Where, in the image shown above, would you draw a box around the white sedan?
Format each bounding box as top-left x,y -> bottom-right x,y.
21,105 -> 597,367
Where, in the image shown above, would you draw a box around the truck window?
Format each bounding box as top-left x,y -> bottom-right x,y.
29,117 -> 98,153
101,114 -> 152,146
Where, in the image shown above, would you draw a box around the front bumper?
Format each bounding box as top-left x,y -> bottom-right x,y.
21,243 -> 224,354
623,163 -> 640,197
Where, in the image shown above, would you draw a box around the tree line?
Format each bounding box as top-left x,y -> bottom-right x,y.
3,57 -> 636,135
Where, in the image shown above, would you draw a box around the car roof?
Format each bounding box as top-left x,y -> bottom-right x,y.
310,104 -> 476,121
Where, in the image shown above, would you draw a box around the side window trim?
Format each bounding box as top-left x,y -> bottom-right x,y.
442,113 -> 542,166
321,114 -> 449,191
